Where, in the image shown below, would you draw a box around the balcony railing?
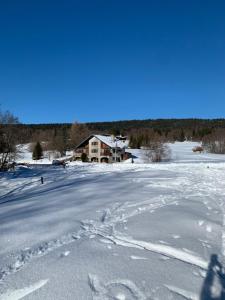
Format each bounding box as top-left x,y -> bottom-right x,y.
75,149 -> 88,154
100,150 -> 111,156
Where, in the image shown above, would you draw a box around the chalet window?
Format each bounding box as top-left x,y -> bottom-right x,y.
91,142 -> 98,146
91,149 -> 98,153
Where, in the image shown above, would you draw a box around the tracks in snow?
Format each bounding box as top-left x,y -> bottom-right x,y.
0,230 -> 82,282
0,194 -> 176,284
1,163 -> 225,298
88,274 -> 148,300
81,196 -> 208,270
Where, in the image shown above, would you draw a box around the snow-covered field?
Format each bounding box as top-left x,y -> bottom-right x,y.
1,142 -> 225,299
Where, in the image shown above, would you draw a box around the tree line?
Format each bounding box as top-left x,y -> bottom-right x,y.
9,118 -> 225,142
1,109 -> 225,169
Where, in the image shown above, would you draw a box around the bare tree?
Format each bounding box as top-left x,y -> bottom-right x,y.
144,141 -> 171,163
50,134 -> 66,157
69,122 -> 90,148
202,129 -> 225,154
0,110 -> 19,170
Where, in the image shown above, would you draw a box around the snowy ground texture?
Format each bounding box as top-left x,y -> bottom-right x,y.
1,142 -> 225,299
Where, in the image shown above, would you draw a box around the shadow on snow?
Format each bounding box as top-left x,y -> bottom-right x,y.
200,254 -> 225,300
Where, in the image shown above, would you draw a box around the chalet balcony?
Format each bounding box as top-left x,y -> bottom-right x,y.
100,150 -> 111,156
75,148 -> 88,154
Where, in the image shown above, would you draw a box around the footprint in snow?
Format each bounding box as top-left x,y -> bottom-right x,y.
206,225 -> 212,233
60,251 -> 70,258
193,269 -> 206,278
159,255 -> 170,261
130,255 -> 147,260
172,235 -> 180,239
158,240 -> 169,245
198,220 -> 204,226
88,274 -> 147,300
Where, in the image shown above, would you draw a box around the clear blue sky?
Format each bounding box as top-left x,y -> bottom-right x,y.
0,0 -> 225,124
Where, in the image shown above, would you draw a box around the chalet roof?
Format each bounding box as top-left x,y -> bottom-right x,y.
94,135 -> 128,148
75,134 -> 128,149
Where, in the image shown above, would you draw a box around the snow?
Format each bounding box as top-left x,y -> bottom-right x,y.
94,134 -> 129,149
165,285 -> 199,300
15,144 -> 72,165
16,144 -> 52,165
0,280 -> 48,300
1,142 -> 225,299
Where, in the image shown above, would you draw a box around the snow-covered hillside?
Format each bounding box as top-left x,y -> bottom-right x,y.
15,144 -> 73,165
1,142 -> 225,299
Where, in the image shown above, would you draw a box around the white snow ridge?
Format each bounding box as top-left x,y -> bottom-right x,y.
0,279 -> 48,300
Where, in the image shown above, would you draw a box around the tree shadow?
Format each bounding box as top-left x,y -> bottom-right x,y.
200,254 -> 225,299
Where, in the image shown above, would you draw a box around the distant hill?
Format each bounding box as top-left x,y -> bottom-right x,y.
86,118 -> 225,132
5,118 -> 225,144
18,118 -> 225,131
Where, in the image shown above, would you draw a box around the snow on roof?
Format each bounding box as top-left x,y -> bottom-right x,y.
94,135 -> 129,149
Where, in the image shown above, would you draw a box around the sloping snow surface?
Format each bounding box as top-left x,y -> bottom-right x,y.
1,142 -> 225,299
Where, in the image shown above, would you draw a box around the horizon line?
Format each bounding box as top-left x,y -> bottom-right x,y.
18,117 -> 225,126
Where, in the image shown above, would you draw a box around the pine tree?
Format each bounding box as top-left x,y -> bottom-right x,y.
178,130 -> 185,142
32,142 -> 43,160
81,152 -> 88,162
